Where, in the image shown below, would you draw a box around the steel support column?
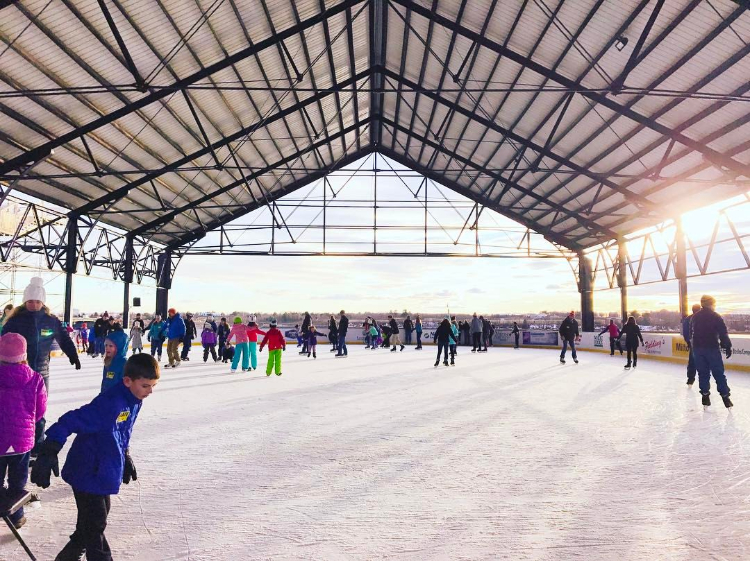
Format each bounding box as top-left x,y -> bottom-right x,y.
675,217 -> 688,317
63,218 -> 78,324
617,239 -> 628,323
123,236 -> 134,326
579,254 -> 594,332
156,250 -> 172,318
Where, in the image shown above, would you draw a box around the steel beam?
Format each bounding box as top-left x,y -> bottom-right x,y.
388,0 -> 750,176
579,254 -> 594,332
617,239 -> 628,323
675,217 -> 688,317
63,218 -> 78,324
0,0 -> 367,176
96,0 -> 146,91
610,0 -> 665,93
370,0 -> 387,147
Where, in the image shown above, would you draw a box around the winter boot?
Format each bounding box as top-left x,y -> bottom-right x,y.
55,540 -> 86,561
276,372 -> 282,376
702,393 -> 711,407
722,395 -> 733,408
12,516 -> 26,529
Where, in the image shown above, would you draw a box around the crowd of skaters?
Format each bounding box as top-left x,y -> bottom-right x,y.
0,275 -> 739,560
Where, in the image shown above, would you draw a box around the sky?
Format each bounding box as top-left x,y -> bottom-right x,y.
2,156 -> 748,318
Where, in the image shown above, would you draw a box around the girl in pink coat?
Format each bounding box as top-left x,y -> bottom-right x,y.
0,332 -> 47,529
227,316 -> 251,372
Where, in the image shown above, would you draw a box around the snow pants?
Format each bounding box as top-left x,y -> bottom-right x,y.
69,490 -> 112,561
249,341 -> 258,369
203,344 -> 217,362
0,452 -> 29,524
694,347 -> 730,396
231,341 -> 249,371
266,348 -> 282,375
180,337 -> 193,359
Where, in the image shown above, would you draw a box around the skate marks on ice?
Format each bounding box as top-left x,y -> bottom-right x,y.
2,350 -> 749,560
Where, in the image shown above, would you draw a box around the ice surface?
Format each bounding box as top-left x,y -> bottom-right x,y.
2,347 -> 749,560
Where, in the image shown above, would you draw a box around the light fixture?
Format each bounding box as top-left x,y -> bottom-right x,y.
614,36 -> 628,51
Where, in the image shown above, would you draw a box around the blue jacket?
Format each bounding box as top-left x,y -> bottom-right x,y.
46,382 -> 142,495
147,320 -> 166,342
2,306 -> 78,378
166,313 -> 186,340
690,308 -> 731,350
101,330 -> 130,393
681,315 -> 693,342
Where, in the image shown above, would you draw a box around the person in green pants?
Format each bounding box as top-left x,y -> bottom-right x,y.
259,319 -> 286,376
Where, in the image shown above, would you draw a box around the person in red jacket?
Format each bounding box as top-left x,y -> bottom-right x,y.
599,319 -> 621,356
259,319 -> 286,376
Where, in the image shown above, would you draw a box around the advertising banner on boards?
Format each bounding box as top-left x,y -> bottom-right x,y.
522,331 -> 558,346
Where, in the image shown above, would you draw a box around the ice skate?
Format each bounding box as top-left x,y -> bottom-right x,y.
450,358 -> 455,366
390,346 -> 397,352
307,352 -> 311,357
266,371 -> 271,376
434,360 -> 439,367
702,393 -> 711,408
624,363 -> 631,369
54,541 -> 86,561
560,357 -> 565,364
12,516 -> 26,529
164,363 -> 172,368
687,379 -> 694,386
276,372 -> 282,376
722,395 -> 733,408
400,345 -> 405,352
443,360 -> 449,366
242,368 -> 248,372
573,358 -> 579,364
313,352 -> 317,359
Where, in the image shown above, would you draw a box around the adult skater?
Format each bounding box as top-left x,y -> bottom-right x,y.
217,317 -> 230,354
681,303 -> 701,386
512,321 -> 520,349
558,311 -> 579,364
388,315 -> 404,352
180,312 -> 197,361
164,308 -> 186,368
479,315 -> 490,352
691,294 -> 733,408
433,317 -> 457,367
328,315 -> 338,353
403,315 -> 414,346
470,313 -> 482,352
414,315 -> 423,350
93,313 -> 109,357
599,319 -> 620,356
618,317 -> 644,369
335,310 -> 349,357
300,312 -> 312,354
450,316 -> 459,359
2,277 -> 80,455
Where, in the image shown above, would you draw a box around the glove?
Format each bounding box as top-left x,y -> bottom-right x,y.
259,347 -> 264,353
123,451 -> 138,484
70,355 -> 81,370
30,440 -> 63,489
282,347 -> 286,352
725,347 -> 732,359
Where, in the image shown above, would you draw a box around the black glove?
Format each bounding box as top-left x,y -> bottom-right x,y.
70,355 -> 81,370
725,347 -> 732,359
30,440 -> 63,489
123,451 -> 137,484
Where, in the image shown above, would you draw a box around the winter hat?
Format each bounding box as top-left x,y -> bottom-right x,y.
233,316 -> 242,324
23,277 -> 46,303
0,332 -> 27,363
168,308 -> 176,315
186,312 -> 193,318
701,294 -> 716,308
270,318 -> 277,327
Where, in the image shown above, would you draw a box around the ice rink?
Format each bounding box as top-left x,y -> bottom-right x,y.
2,345 -> 749,561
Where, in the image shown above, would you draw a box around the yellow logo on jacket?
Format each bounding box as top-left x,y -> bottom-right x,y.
116,410 -> 130,423
106,371 -> 115,379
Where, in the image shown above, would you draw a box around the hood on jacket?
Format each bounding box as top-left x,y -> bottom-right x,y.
0,362 -> 37,389
106,330 -> 130,361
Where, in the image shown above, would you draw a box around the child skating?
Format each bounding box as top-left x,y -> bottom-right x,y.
100,330 -> 129,394
31,353 -> 159,561
259,319 -> 286,376
201,322 -> 218,362
246,317 -> 266,371
306,325 -> 323,358
0,333 -> 47,529
227,316 -> 250,372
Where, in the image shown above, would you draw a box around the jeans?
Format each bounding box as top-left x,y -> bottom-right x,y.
626,346 -> 638,366
0,452 -> 30,524
405,330 -> 413,345
694,347 -> 730,396
436,341 -> 450,362
365,333 -> 371,347
472,332 -> 482,351
686,348 -> 696,382
95,336 -> 105,355
560,339 -> 577,360
609,337 -> 616,355
337,334 -> 348,355
69,490 -> 112,561
514,333 -> 520,348
416,331 -> 422,348
150,338 -> 164,358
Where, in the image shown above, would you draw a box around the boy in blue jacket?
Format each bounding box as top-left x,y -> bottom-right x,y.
30,353 -> 160,561
100,329 -> 129,394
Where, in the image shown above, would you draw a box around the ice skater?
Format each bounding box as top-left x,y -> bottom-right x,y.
246,317 -> 266,370
388,315 -> 404,352
599,319 -> 620,356
201,321 -> 218,362
470,313 -> 482,352
130,317 -> 144,354
511,321 -> 520,349
101,330 -> 129,394
681,303 -> 701,386
259,319 -> 286,376
415,315 -> 423,350
618,316 -> 644,369
227,317 -> 250,372
0,333 -> 47,530
328,315 -> 338,353
691,294 -> 733,408
433,318 -> 457,367
306,325 -> 323,358
31,354 -> 159,561
559,311 -> 580,364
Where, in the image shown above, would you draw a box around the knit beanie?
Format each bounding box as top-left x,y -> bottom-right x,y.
23,277 -> 46,303
168,308 -> 176,315
233,316 -> 242,324
270,318 -> 277,327
0,333 -> 27,363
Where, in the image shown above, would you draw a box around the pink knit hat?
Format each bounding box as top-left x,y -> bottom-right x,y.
0,333 -> 27,363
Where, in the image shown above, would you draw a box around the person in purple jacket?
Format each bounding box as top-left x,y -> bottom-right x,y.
0,332 -> 47,529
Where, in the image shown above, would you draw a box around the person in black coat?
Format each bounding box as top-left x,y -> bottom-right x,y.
180,312 -> 197,360
558,311 -> 580,364
300,312 -> 312,354
512,321 -> 520,349
618,316 -> 645,369
328,315 -> 338,353
217,317 -> 230,353
93,314 -> 109,357
690,294 -> 733,407
403,316 -> 414,345
335,311 -> 349,357
433,318 -> 457,367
